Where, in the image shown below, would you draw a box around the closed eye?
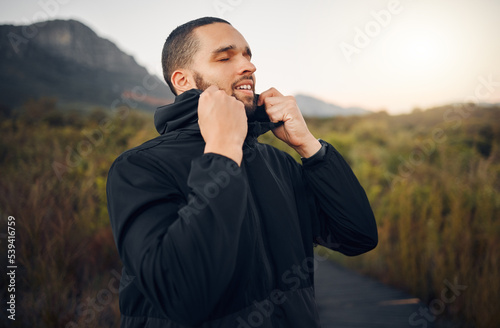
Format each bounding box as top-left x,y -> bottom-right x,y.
218,58 -> 229,62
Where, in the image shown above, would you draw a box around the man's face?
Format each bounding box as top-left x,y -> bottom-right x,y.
189,23 -> 257,114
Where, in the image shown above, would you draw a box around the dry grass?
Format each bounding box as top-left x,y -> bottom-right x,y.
1,99 -> 498,327
298,105 -> 500,327
0,99 -> 156,327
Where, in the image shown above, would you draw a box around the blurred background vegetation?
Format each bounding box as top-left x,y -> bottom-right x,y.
0,98 -> 498,327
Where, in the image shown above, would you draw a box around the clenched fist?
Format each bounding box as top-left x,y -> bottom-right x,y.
198,85 -> 248,165
258,87 -> 321,158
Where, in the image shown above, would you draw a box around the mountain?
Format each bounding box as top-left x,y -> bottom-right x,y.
0,19 -> 174,110
0,19 -> 371,115
295,94 -> 371,117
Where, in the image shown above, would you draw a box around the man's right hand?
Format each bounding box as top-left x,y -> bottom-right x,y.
198,85 -> 248,165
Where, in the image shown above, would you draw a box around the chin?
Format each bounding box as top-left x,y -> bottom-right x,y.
243,99 -> 258,119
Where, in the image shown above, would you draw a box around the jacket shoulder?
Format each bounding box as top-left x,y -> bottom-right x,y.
109,134 -> 168,170
111,132 -> 201,167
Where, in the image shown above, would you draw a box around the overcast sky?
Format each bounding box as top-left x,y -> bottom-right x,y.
1,0 -> 500,114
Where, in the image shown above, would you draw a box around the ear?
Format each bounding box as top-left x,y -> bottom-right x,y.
171,69 -> 195,95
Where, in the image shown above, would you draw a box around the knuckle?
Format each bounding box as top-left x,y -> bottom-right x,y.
234,101 -> 244,110
200,92 -> 211,101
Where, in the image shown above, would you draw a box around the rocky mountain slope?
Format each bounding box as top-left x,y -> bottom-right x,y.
0,19 -> 174,110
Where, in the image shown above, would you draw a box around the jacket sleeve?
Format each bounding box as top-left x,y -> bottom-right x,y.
106,151 -> 248,326
301,139 -> 378,256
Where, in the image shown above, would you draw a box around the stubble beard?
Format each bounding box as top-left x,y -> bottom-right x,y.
193,72 -> 257,118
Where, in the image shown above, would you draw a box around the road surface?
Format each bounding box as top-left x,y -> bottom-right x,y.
314,257 -> 435,328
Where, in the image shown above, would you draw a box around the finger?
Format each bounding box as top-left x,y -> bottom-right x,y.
265,101 -> 290,123
263,95 -> 290,107
258,87 -> 283,106
202,85 -> 220,96
230,98 -> 246,112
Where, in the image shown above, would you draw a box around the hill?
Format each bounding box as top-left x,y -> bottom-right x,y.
295,94 -> 371,117
0,19 -> 174,110
0,19 -> 375,117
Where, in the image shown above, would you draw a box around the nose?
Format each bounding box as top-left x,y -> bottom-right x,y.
238,55 -> 256,75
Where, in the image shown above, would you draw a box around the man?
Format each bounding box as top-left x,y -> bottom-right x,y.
106,17 -> 377,328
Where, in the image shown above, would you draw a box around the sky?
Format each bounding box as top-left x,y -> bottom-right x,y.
1,0 -> 500,114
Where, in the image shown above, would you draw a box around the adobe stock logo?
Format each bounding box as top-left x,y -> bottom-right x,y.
339,0 -> 404,63
8,0 -> 71,54
408,278 -> 467,327
213,0 -> 245,18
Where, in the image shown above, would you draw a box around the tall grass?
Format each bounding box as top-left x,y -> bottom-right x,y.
0,99 -> 157,327
292,106 -> 499,327
1,99 -> 498,327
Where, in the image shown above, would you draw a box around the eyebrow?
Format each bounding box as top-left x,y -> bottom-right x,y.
211,45 -> 252,58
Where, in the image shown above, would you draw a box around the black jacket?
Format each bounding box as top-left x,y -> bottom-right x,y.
106,89 -> 378,328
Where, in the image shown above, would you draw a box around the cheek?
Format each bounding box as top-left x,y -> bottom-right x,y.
199,63 -> 238,93
209,73 -> 234,92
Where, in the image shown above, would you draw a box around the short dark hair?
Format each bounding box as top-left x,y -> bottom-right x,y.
161,17 -> 231,95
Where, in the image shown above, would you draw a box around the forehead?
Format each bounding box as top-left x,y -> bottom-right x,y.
193,23 -> 249,55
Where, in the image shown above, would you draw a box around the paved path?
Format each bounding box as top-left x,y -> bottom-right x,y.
314,256 -> 433,328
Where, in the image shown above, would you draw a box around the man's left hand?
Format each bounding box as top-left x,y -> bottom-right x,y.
258,87 -> 321,158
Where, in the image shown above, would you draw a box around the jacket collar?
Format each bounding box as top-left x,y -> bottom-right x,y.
154,89 -> 282,140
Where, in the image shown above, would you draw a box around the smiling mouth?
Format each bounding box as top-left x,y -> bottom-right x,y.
235,84 -> 253,96
235,84 -> 253,90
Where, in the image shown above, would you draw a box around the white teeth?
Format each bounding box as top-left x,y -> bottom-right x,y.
237,85 -> 251,90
